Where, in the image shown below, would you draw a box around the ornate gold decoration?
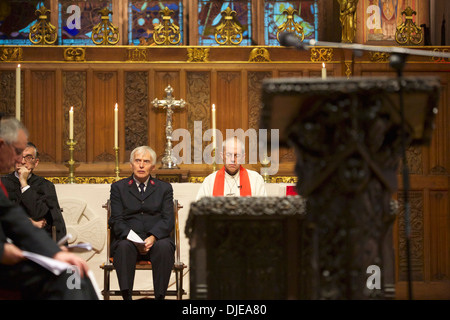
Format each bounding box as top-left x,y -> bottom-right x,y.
91,7 -> 119,45
126,48 -> 148,61
46,177 -> 123,184
368,51 -> 391,62
310,48 -> 333,62
215,7 -> 243,45
66,139 -> 77,184
29,6 -> 57,45
63,47 -> 85,61
187,48 -> 210,62
337,0 -> 358,43
395,6 -> 423,45
431,48 -> 450,63
249,48 -> 271,62
45,176 -> 298,184
276,7 -> 304,43
0,47 -> 22,61
345,61 -> 352,79
153,7 -> 181,45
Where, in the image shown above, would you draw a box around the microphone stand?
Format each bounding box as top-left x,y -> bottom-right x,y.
278,32 -> 449,300
389,52 -> 413,301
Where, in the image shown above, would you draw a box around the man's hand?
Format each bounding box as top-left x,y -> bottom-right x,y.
30,218 -> 46,229
144,235 -> 156,252
0,243 -> 25,265
16,166 -> 31,188
53,251 -> 90,278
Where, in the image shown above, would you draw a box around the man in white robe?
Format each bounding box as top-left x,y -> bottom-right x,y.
196,137 -> 267,200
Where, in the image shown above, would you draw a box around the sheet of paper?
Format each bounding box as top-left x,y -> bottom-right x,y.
127,229 -> 145,244
22,251 -> 71,276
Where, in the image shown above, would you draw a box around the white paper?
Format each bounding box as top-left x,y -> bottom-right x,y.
67,243 -> 92,252
127,229 -> 145,244
22,251 -> 71,276
88,270 -> 103,300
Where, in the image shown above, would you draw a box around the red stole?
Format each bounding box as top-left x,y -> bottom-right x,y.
0,181 -> 8,197
212,166 -> 251,196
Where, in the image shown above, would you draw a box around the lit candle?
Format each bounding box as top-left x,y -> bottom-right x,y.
321,63 -> 327,80
211,104 -> 216,147
16,64 -> 21,120
69,106 -> 74,140
114,103 -> 118,148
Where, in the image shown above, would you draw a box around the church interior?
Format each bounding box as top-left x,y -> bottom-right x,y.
0,0 -> 449,300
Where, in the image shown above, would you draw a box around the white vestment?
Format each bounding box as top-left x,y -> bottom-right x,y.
195,168 -> 267,201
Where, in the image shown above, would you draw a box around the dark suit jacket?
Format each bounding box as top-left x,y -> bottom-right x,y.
1,173 -> 67,241
109,175 -> 174,256
0,184 -> 60,261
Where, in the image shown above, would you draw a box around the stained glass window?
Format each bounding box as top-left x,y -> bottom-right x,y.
58,0 -> 112,45
198,0 -> 252,46
0,0 -> 51,45
128,1 -> 183,45
264,0 -> 318,46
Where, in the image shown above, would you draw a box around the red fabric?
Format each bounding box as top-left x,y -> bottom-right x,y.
0,181 -> 8,197
212,166 -> 251,196
286,186 -> 298,196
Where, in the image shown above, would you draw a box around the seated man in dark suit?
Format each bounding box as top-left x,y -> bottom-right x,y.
1,142 -> 67,242
0,117 -> 98,299
109,145 -> 175,300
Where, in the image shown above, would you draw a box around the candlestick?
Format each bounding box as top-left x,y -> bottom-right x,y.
322,63 -> 327,79
114,103 -> 118,148
69,106 -> 74,140
66,139 -> 77,184
16,64 -> 21,120
114,147 -> 120,181
212,104 -> 216,172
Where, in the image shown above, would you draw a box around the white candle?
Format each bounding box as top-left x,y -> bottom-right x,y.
16,64 -> 21,120
69,106 -> 74,140
322,63 -> 327,79
114,103 -> 118,148
212,104 -> 216,147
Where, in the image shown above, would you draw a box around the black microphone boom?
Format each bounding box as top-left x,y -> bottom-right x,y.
279,32 -> 450,60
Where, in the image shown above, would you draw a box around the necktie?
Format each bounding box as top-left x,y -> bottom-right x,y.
139,183 -> 145,196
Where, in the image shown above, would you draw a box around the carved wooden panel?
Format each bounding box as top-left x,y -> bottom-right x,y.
216,71 -> 242,138
0,71 -> 15,117
63,71 -> 86,162
91,71 -> 117,163
27,71 -> 56,162
186,71 -> 210,163
397,191 -> 424,282
125,71 -> 148,154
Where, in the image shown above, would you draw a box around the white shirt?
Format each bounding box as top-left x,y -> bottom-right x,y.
195,168 -> 267,201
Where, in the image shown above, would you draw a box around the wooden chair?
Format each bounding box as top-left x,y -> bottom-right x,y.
100,199 -> 187,300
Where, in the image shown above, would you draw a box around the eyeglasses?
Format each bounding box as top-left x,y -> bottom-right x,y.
22,155 -> 35,162
134,159 -> 152,166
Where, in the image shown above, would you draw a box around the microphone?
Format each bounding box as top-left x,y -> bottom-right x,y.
278,32 -> 309,50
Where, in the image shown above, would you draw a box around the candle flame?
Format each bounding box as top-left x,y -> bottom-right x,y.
70,106 -> 73,112
115,103 -> 118,110
212,104 -> 215,110
18,64 -> 21,68
322,63 -> 325,68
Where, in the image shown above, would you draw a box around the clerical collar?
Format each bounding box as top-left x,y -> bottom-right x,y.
14,171 -> 32,180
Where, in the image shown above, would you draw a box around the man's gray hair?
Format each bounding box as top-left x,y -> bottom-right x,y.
0,117 -> 28,144
130,146 -> 157,165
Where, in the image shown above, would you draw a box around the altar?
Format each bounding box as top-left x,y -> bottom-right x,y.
53,182 -> 294,299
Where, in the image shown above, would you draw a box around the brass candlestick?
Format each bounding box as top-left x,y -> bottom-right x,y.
114,147 -> 120,181
260,158 -> 271,183
212,148 -> 216,172
66,139 -> 77,184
